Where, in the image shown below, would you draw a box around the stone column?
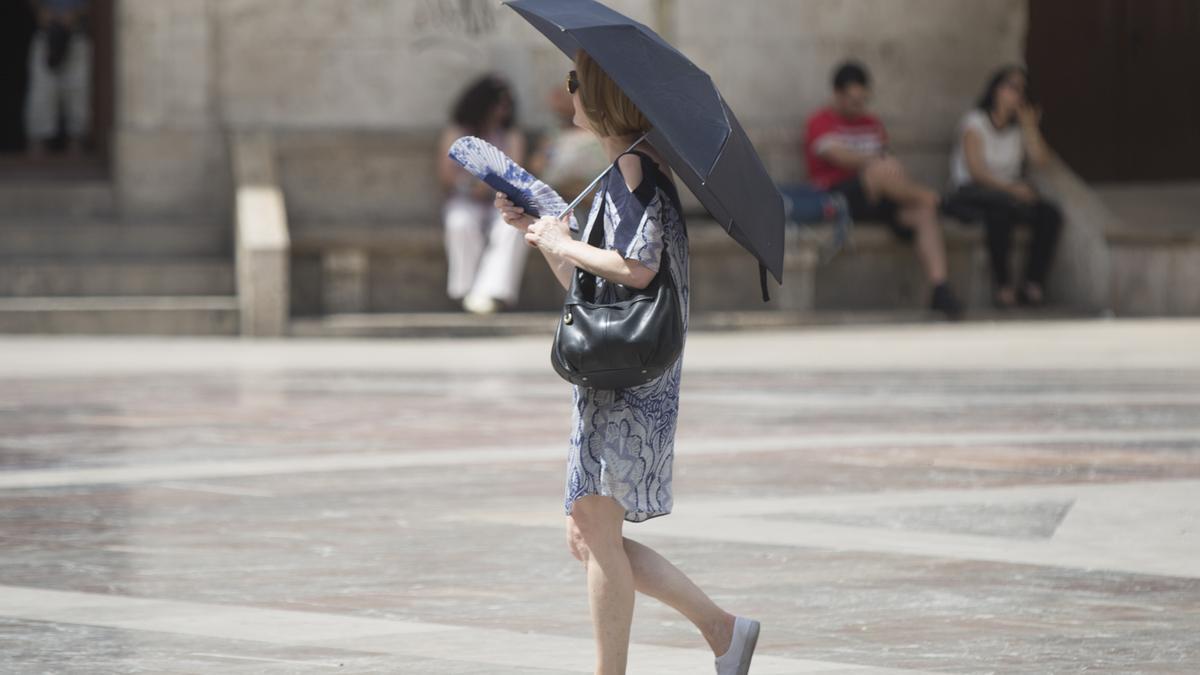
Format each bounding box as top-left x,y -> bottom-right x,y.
232,132 -> 291,337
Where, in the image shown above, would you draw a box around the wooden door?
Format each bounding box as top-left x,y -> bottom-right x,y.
90,0 -> 114,165
0,1 -> 37,153
1027,0 -> 1200,182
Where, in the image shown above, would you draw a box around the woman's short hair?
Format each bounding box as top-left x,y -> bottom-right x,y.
978,65 -> 1030,115
452,74 -> 515,135
575,50 -> 651,138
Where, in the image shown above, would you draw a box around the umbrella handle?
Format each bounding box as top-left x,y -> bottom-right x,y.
559,132 -> 649,218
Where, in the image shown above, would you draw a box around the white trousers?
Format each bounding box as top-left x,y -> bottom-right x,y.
25,32 -> 92,142
443,197 -> 530,306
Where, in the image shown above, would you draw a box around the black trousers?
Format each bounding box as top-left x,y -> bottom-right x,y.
944,185 -> 1063,288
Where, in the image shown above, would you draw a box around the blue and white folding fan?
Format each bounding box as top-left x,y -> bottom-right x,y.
448,136 -> 577,230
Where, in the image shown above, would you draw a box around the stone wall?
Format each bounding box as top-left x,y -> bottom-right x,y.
674,0 -> 1028,187
113,0 -> 1027,221
116,0 -> 228,219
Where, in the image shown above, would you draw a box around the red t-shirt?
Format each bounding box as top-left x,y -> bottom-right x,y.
804,107 -> 888,189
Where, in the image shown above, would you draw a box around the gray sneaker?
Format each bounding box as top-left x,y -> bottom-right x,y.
715,616 -> 760,675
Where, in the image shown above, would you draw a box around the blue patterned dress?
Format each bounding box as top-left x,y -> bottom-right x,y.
564,151 -> 690,523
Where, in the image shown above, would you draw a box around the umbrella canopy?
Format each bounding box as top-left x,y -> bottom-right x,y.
504,0 -> 785,294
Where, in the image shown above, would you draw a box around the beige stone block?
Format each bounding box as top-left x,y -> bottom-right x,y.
117,0 -> 212,131
289,253 -> 323,316
1032,157 -> 1115,313
322,248 -> 370,314
1167,246 -> 1200,315
115,129 -> 231,219
673,0 -> 1026,167
211,0 -> 570,129
815,236 -> 926,310
1105,238 -> 1200,318
1110,238 -> 1200,317
367,252 -> 458,313
276,131 -> 442,224
1111,247 -> 1171,317
233,133 -> 291,338
812,223 -> 981,311
775,234 -> 818,313
238,239 -> 290,337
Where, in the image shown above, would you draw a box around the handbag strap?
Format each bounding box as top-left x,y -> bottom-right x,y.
576,149 -> 672,297
574,183 -> 608,298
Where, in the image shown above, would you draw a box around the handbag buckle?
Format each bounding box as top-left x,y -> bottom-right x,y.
564,311 -> 574,325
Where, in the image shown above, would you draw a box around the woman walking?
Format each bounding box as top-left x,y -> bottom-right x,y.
945,65 -> 1063,308
494,51 -> 760,675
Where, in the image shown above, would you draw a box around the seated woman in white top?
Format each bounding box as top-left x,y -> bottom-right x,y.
436,75 -> 529,315
945,66 -> 1063,309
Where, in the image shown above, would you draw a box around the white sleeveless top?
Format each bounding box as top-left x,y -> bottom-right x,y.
950,109 -> 1024,189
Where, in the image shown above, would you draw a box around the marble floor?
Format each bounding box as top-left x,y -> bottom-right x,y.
1,320 -> 1198,674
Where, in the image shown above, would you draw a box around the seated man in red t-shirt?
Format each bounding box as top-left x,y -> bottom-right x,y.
805,61 -> 963,320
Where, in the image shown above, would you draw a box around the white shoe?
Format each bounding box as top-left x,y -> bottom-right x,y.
462,294 -> 498,315
715,616 -> 760,675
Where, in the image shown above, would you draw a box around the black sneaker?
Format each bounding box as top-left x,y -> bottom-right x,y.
930,283 -> 964,321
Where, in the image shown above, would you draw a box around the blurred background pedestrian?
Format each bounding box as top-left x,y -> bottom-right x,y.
944,65 -> 1062,308
25,0 -> 92,158
804,61 -> 964,320
436,74 -> 529,315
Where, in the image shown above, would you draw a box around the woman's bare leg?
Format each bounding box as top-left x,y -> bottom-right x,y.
568,505 -> 737,667
570,496 -> 636,675
623,537 -> 736,656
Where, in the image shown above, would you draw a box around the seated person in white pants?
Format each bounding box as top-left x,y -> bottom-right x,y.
25,0 -> 92,157
436,74 -> 529,315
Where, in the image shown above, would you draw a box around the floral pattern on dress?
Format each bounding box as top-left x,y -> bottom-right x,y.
564,152 -> 690,523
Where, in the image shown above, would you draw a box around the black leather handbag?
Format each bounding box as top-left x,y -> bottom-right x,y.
551,195 -> 684,390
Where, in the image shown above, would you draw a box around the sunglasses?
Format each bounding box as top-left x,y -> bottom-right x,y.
566,70 -> 579,95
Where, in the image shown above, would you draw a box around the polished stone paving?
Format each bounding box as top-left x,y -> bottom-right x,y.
1,320 -> 1198,673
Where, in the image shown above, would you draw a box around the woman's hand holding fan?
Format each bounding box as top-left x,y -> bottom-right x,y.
449,135 -> 579,232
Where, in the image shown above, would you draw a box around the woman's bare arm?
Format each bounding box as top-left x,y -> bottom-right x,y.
495,193 -> 573,290
494,193 -> 656,291
526,216 -> 656,290
538,242 -> 576,290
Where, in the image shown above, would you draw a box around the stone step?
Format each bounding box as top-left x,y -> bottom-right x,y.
289,307 -> 1089,339
1104,222 -> 1200,316
0,219 -> 232,258
0,180 -> 117,219
0,258 -> 235,297
288,310 -> 906,339
289,219 -> 996,316
0,296 -> 239,335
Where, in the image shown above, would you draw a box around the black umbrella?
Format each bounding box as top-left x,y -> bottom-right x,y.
503,0 -> 785,300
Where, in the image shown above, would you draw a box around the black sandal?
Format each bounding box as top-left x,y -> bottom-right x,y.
993,287 -> 1018,310
1017,284 -> 1045,307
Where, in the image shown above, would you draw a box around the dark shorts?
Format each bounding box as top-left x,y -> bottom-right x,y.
829,175 -> 914,243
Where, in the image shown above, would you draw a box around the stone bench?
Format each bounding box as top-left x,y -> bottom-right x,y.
287,215 -> 1016,317
236,130 -> 1065,323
